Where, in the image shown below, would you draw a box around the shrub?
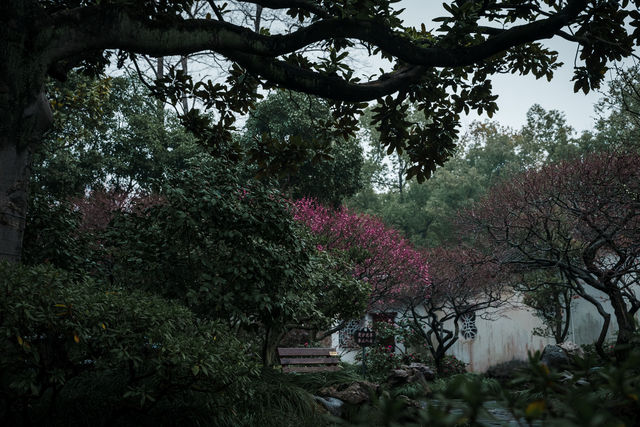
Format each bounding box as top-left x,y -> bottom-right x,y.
0,263 -> 256,426
354,319 -> 438,381
357,345 -> 403,379
437,355 -> 467,378
485,359 -> 529,383
106,156 -> 369,366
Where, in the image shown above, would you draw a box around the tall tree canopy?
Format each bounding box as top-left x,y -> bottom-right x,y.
2,0 -> 640,261
350,104 -> 582,247
242,91 -> 363,206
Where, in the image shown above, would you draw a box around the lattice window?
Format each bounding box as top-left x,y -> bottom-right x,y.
460,312 -> 478,340
339,319 -> 362,348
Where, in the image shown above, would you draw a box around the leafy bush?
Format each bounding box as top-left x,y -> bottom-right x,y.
285,363 -> 365,394
106,156 -> 369,365
499,350 -> 640,426
357,345 -> 403,380
226,368 -> 337,426
354,319 -> 438,381
437,355 -> 468,378
22,195 -> 94,274
581,341 -> 616,360
485,359 -> 529,383
0,263 -> 256,426
345,347 -> 640,427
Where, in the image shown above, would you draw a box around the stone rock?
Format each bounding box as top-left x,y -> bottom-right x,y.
387,363 -> 436,388
318,381 -> 379,405
387,368 -> 412,388
407,363 -> 436,380
559,341 -> 584,360
541,344 -> 569,369
395,394 -> 424,409
313,395 -> 343,417
485,360 -> 528,382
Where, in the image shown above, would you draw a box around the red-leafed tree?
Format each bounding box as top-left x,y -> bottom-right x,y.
400,246 -> 508,373
23,186 -> 164,273
293,197 -> 431,313
463,152 -> 640,358
71,188 -> 164,232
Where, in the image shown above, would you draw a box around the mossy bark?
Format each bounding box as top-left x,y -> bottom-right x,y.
0,1 -> 52,262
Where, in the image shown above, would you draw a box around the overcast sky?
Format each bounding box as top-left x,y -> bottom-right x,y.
376,0 -> 635,134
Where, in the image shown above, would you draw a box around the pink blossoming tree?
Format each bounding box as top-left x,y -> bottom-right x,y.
293,198 -> 431,312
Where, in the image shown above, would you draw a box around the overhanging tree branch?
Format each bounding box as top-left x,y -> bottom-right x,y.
46,0 -> 589,102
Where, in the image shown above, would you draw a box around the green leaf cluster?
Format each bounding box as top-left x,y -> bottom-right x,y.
242,90 -> 364,206
0,262 -> 255,426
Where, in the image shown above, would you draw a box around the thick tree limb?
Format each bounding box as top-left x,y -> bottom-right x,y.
45,0 -> 588,101
49,1 -> 587,64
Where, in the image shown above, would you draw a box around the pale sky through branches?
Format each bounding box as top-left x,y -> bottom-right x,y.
391,0 -> 633,133
123,1 -> 637,134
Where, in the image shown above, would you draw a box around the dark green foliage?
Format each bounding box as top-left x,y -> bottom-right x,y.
0,262 -> 255,426
105,154 -> 368,366
22,196 -> 91,274
224,368 -> 344,427
353,320 -> 434,382
108,155 -> 310,323
342,347 -> 640,426
22,72 -> 369,392
351,104 -> 583,247
585,63 -> 640,153
285,363 -> 365,394
243,91 -> 364,206
33,72 -> 201,200
498,350 -> 640,426
436,356 -> 468,378
108,154 -> 366,325
24,72 -> 202,271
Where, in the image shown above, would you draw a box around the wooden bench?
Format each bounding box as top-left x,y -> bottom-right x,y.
277,347 -> 341,373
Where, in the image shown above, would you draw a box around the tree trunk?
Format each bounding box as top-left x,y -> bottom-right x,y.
580,291 -> 612,360
560,289 -> 572,343
1,2 -> 54,262
609,290 -> 636,360
262,326 -> 285,367
434,347 -> 447,376
0,87 -> 52,263
0,142 -> 32,262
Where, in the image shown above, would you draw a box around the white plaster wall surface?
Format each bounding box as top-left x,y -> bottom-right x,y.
333,304 -> 554,371
569,290 -> 619,345
449,304 -> 552,372
332,286 -> 638,372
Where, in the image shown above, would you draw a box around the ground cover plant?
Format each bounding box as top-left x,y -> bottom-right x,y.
337,344 -> 640,427
0,263 -> 256,426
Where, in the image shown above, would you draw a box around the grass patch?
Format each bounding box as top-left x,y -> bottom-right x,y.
218,368 -> 332,427
284,363 -> 365,393
430,373 -> 501,395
